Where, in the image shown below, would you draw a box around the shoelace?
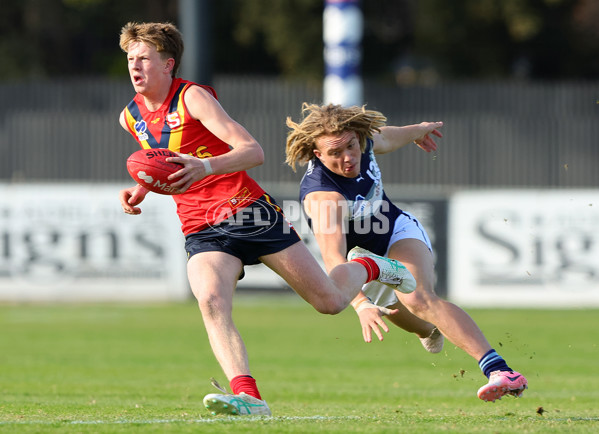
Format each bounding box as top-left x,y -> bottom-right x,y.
210,377 -> 230,394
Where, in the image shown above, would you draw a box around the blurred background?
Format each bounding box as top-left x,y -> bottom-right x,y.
1,0 -> 599,305
2,0 -> 599,186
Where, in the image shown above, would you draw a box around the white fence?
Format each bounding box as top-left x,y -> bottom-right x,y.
1,184 -> 598,307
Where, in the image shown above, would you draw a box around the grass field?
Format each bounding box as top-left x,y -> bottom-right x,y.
1,294 -> 598,433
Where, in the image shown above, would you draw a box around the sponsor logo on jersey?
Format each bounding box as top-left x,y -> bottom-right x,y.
134,120 -> 149,141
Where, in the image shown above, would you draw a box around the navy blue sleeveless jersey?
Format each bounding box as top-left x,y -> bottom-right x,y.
299,139 -> 402,256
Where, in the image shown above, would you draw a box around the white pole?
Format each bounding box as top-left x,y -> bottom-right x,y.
323,0 -> 363,106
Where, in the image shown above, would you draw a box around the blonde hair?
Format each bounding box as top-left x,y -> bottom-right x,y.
119,22 -> 184,77
285,103 -> 387,172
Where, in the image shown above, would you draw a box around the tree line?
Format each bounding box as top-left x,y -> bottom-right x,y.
1,0 -> 597,83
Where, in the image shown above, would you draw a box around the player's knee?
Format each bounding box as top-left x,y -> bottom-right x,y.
196,292 -> 230,319
312,294 -> 347,315
316,304 -> 345,315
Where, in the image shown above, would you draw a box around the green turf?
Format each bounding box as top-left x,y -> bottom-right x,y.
1,295 -> 597,433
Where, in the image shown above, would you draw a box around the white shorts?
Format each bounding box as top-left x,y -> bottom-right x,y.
362,211 -> 432,307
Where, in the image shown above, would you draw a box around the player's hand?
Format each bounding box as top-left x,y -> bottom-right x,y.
414,121 -> 443,153
354,300 -> 399,343
166,153 -> 211,193
120,184 -> 148,215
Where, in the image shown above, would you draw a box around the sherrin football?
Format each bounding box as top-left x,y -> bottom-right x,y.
126,149 -> 183,195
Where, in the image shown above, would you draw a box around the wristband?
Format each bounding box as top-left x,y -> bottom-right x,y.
200,158 -> 213,176
351,295 -> 373,310
353,299 -> 394,315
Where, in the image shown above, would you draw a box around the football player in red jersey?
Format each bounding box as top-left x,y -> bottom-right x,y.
117,22 -> 415,416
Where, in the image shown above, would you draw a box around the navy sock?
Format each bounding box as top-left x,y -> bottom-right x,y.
478,349 -> 512,378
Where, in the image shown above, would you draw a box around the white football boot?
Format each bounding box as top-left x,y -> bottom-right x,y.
203,378 -> 271,416
347,247 -> 417,294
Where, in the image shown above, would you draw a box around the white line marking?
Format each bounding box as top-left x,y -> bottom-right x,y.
0,415 -> 362,425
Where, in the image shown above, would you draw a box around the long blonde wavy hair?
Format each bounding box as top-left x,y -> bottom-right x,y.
285,103 -> 387,172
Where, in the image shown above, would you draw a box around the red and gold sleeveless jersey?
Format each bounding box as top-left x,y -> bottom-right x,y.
123,78 -> 265,235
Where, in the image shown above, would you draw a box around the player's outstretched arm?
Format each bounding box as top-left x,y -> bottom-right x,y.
373,122 -> 443,154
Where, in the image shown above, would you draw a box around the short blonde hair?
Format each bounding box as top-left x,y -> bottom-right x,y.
285,103 -> 387,172
119,21 -> 184,77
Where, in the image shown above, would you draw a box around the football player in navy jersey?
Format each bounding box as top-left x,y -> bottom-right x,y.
285,103 -> 528,402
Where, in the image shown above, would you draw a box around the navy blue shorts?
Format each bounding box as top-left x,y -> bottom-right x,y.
185,194 -> 301,266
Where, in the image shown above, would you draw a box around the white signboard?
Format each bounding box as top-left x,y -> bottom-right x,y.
0,184 -> 188,302
449,190 -> 599,307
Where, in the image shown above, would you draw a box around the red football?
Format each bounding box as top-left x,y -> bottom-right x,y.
126,149 -> 183,195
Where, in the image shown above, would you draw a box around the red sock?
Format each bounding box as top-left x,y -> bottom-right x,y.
350,257 -> 380,283
230,375 -> 262,400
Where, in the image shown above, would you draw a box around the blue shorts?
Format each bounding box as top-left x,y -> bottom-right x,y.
185,194 -> 301,266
